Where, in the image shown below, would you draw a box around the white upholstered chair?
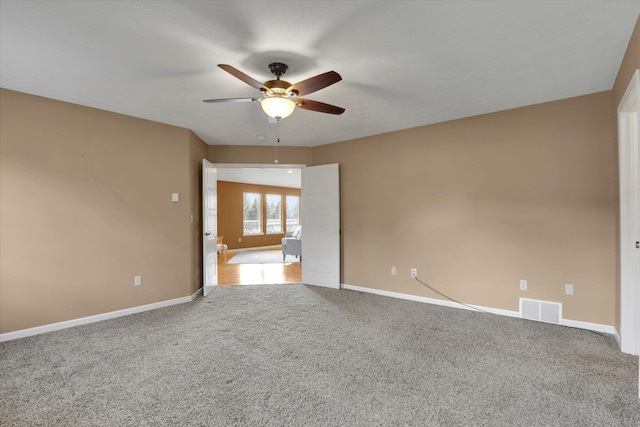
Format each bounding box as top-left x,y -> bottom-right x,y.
282,226 -> 302,261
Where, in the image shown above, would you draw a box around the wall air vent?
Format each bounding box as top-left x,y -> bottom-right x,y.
519,298 -> 562,325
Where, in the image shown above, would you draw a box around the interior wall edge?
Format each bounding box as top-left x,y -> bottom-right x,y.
612,14 -> 640,336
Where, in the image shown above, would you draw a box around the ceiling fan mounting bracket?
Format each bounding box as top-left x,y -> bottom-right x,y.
268,62 -> 288,79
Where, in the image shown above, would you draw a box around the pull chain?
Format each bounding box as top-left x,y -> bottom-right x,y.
274,120 -> 280,164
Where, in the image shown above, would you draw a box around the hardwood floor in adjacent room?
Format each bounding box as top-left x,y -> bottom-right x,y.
218,250 -> 301,285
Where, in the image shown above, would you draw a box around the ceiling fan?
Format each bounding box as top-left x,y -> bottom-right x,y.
203,63 -> 345,120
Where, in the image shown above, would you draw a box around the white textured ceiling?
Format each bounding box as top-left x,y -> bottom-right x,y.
217,167 -> 301,189
1,1 -> 639,147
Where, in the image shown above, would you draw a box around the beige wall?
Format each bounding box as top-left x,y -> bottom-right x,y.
313,91 -> 616,325
217,181 -> 301,250
0,89 -> 205,334
208,145 -> 312,165
612,15 -> 640,332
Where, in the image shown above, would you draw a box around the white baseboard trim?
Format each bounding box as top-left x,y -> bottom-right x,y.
0,288 -> 203,342
3,284 -> 620,346
562,319 -> 620,341
341,284 -> 619,340
341,284 -> 520,318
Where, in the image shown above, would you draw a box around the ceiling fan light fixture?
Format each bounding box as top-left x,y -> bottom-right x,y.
261,97 -> 296,120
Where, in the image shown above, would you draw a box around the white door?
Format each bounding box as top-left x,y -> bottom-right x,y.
202,159 -> 218,296
301,163 -> 340,289
619,70 -> 640,360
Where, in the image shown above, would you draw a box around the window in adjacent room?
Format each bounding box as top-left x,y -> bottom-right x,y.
266,194 -> 282,234
243,192 -> 262,235
286,195 -> 300,233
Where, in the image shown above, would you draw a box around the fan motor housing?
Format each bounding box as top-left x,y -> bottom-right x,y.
263,79 -> 291,94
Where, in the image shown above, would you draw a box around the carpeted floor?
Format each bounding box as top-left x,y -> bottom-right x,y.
1,285 -> 639,426
228,249 -> 300,264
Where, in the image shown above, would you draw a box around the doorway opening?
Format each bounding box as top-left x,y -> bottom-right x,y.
215,163 -> 304,286
202,162 -> 341,290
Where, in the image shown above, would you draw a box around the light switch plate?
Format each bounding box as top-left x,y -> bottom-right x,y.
171,193 -> 179,202
565,284 -> 574,295
520,280 -> 527,291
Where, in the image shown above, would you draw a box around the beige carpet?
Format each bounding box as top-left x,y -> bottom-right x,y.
1,285 -> 639,426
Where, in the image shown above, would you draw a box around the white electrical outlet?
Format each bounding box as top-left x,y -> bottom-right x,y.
565,284 -> 574,295
520,279 -> 527,291
134,276 -> 142,286
391,266 -> 397,276
411,268 -> 417,278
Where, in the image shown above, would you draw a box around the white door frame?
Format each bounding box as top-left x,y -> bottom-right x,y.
618,69 -> 640,364
202,160 -> 218,296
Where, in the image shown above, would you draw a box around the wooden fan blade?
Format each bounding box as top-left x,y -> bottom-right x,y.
287,71 -> 342,96
218,64 -> 267,91
202,97 -> 259,103
295,99 -> 345,115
